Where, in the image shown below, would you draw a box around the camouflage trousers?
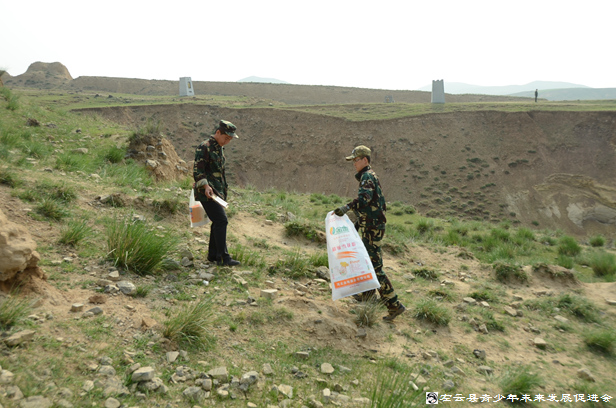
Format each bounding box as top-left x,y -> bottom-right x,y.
360,228 -> 400,310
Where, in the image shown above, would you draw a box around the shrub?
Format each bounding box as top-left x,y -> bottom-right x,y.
485,242 -> 517,263
17,190 -> 37,202
369,364 -> 421,407
415,218 -> 434,234
401,204 -> 416,214
0,293 -> 33,330
413,298 -> 451,326
55,152 -> 89,172
269,249 -> 312,279
58,219 -> 92,247
5,92 -> 19,111
231,244 -> 266,269
442,229 -> 463,246
152,198 -> 182,215
490,228 -> 511,243
0,168 -> 21,187
540,236 -> 557,246
468,288 -> 500,304
427,288 -> 456,302
39,182 -> 77,203
133,286 -> 151,298
478,308 -> 506,332
35,198 -> 70,221
161,296 -> 216,350
413,268 -> 438,281
499,365 -> 543,397
21,141 -> 49,159
588,251 -> 616,277
516,227 -> 535,241
178,176 -> 193,190
558,236 -> 581,257
0,129 -> 20,147
352,297 -> 384,328
131,118 -> 162,141
329,194 -> 344,204
102,146 -> 125,164
583,329 -> 616,356
308,251 -> 328,268
284,220 -> 324,243
0,86 -> 11,101
556,293 -> 600,323
102,160 -> 153,188
589,235 -> 605,247
555,254 -> 574,269
493,262 -> 528,283
105,217 -> 179,275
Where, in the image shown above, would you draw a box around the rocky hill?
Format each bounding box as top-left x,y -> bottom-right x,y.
4,61 -> 72,88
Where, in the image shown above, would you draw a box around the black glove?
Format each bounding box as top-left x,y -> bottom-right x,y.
334,205 -> 350,217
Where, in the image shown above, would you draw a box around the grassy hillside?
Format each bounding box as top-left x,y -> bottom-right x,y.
1,87 -> 616,407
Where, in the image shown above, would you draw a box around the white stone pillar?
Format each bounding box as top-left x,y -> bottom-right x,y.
179,77 -> 195,97
431,80 -> 445,104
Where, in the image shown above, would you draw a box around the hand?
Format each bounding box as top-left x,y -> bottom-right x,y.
204,185 -> 213,199
334,205 -> 349,217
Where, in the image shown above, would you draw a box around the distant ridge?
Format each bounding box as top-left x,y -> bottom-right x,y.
418,80 -> 589,95
237,76 -> 289,84
236,76 -> 289,85
509,88 -> 616,101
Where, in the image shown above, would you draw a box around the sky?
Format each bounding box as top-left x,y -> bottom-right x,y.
2,0 -> 615,91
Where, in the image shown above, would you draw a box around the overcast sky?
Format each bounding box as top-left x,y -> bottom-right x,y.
2,0 -> 614,90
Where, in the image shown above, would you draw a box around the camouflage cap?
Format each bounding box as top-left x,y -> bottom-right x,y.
345,145 -> 371,161
218,120 -> 239,138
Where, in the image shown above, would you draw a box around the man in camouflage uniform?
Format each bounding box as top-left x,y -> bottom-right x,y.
193,120 -> 241,267
334,145 -> 406,321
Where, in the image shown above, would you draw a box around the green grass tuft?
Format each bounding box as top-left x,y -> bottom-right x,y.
35,198 -> 70,221
583,328 -> 616,356
493,262 -> 528,283
499,365 -> 543,398
589,235 -> 605,247
0,293 -> 33,330
58,219 -> 92,247
557,235 -> 581,257
413,298 -> 451,325
161,296 -> 216,350
588,251 -> 616,277
284,219 -> 324,242
351,297 -> 383,327
105,217 -> 179,275
0,168 -> 22,187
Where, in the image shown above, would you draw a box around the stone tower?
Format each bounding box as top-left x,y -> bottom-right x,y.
431,79 -> 445,104
179,77 -> 195,97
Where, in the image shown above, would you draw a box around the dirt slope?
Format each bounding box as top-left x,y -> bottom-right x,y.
80,104 -> 616,238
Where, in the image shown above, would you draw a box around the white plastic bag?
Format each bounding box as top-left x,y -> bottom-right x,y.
325,211 -> 380,301
189,189 -> 208,227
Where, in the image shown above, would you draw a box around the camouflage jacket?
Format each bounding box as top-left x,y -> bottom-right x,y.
347,165 -> 387,229
193,136 -> 228,201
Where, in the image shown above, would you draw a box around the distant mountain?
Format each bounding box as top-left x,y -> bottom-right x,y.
509,88 -> 616,101
418,81 -> 589,96
237,76 -> 289,84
